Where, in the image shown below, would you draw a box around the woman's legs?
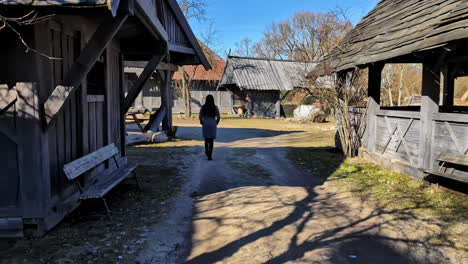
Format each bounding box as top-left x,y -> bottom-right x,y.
204,139 -> 211,157
204,138 -> 214,160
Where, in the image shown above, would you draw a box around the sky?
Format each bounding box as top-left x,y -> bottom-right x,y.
189,0 -> 379,56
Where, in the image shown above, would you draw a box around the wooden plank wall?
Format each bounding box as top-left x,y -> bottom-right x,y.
374,112 -> 421,167
47,22 -> 81,197
432,113 -> 468,178
156,0 -> 190,46
0,85 -> 20,215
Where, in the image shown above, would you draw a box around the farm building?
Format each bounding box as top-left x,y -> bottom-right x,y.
218,56 -> 315,117
125,42 -> 230,114
316,0 -> 468,184
0,0 -> 209,237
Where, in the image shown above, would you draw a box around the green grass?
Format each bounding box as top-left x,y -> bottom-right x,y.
285,122 -> 467,252
330,161 -> 468,220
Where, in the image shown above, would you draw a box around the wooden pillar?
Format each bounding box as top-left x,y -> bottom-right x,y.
442,64 -> 454,106
418,60 -> 441,169
367,63 -> 384,153
275,91 -> 281,118
160,70 -> 175,130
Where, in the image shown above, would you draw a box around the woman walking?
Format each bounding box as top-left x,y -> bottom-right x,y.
199,95 -> 221,160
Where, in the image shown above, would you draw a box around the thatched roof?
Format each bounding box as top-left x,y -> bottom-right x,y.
328,0 -> 468,72
219,56 -> 315,91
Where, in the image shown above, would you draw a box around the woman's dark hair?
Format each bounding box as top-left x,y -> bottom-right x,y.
202,95 -> 216,118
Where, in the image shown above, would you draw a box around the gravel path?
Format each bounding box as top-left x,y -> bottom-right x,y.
137,125 -> 450,264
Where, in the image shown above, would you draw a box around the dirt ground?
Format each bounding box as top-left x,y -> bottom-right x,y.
1,117 -> 466,264
138,117 -> 467,264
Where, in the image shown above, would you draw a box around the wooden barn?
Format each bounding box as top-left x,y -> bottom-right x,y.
125,41 -> 229,114
218,56 -> 314,117
318,0 -> 468,184
0,0 -> 209,238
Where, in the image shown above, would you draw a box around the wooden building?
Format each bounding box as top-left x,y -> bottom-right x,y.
0,0 -> 209,237
318,0 -> 468,184
125,42 -> 229,113
219,56 -> 314,117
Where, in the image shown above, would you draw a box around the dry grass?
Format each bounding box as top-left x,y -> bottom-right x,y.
1,144 -> 192,264
284,122 -> 468,254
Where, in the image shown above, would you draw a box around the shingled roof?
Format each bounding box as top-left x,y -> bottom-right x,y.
172,42 -> 225,81
328,0 -> 468,72
219,56 -> 315,91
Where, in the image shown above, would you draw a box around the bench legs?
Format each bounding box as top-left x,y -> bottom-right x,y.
133,171 -> 142,191
102,198 -> 112,219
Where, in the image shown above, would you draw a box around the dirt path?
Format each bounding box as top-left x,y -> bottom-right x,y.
137,123 -> 456,264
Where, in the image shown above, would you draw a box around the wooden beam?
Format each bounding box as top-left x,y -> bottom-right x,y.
169,43 -> 196,55
123,53 -> 166,113
125,61 -> 178,72
43,14 -> 128,126
144,106 -> 167,132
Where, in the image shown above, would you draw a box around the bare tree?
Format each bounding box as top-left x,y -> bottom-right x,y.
178,0 -> 207,22
252,11 -> 351,62
176,0 -> 218,117
234,38 -> 254,57
381,64 -> 422,106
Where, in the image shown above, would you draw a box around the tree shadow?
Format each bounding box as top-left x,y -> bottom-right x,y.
175,127 -> 460,263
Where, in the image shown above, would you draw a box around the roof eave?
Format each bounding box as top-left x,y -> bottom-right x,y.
165,0 -> 211,70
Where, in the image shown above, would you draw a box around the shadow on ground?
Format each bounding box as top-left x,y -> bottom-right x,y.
176,126 -> 304,143
176,126 -> 457,263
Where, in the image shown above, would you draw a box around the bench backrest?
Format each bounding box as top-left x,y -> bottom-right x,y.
63,143 -> 120,180
437,153 -> 468,167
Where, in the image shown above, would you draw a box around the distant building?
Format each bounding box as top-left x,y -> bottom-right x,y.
125,42 -> 230,113
218,56 -> 315,117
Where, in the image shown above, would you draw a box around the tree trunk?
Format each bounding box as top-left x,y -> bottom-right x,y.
398,68 -> 403,106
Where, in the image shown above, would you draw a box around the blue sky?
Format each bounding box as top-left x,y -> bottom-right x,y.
189,0 -> 379,56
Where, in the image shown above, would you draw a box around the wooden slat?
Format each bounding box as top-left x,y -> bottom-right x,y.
63,144 -> 119,180
169,43 -> 195,54
437,153 -> 468,166
80,164 -> 137,199
44,14 -> 128,126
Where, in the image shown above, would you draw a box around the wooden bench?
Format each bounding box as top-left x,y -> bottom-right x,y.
422,153 -> 468,183
63,143 -> 140,216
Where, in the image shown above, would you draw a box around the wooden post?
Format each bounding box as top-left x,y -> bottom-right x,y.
275,91 -> 281,118
367,63 -> 384,153
442,65 -> 454,106
418,60 -> 441,169
160,70 -> 175,130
